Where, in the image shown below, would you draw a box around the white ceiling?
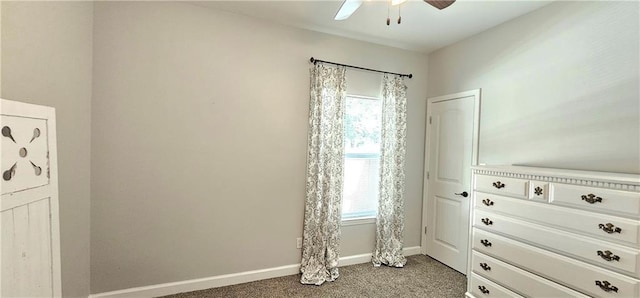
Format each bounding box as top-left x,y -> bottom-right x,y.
193,0 -> 553,53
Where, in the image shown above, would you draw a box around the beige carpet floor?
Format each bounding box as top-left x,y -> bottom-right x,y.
162,255 -> 467,298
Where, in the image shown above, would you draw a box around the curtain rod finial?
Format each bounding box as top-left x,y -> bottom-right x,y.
408,74 -> 413,79
310,57 -> 315,64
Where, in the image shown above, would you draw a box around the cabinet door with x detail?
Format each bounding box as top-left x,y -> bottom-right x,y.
1,99 -> 61,297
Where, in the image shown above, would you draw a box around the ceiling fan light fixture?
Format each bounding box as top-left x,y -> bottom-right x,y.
334,0 -> 364,20
334,0 -> 455,22
424,0 -> 456,10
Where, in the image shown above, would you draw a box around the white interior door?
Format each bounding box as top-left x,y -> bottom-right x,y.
422,90 -> 480,274
1,99 -> 61,297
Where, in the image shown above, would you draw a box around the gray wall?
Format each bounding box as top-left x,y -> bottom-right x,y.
428,1 -> 639,174
90,2 -> 428,293
1,2 -> 93,297
6,1 -> 632,295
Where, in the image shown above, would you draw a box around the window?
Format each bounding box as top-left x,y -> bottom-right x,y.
342,95 -> 382,221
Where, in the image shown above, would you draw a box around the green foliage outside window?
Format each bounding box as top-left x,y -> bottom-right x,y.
344,97 -> 381,153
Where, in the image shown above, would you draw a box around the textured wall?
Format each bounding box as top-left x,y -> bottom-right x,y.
428,1 -> 639,174
1,2 -> 93,297
91,2 -> 428,293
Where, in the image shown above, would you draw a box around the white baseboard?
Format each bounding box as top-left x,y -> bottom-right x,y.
89,246 -> 422,298
403,246 -> 423,256
339,245 -> 422,267
88,264 -> 300,298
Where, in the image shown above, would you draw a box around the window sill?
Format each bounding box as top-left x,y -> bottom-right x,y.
341,217 -> 376,226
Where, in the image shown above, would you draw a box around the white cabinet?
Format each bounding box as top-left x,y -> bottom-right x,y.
1,99 -> 61,297
466,166 -> 640,298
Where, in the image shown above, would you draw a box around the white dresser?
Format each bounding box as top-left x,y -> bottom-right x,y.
466,166 -> 640,298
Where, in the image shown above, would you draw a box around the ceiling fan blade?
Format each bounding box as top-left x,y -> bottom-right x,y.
424,0 -> 456,10
334,0 -> 364,20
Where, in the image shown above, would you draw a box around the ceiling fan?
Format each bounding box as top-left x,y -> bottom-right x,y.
335,0 -> 456,21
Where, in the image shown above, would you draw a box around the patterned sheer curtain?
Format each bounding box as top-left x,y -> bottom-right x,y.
300,63 -> 347,285
372,74 -> 408,267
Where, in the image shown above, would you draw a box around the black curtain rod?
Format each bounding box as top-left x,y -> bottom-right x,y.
309,57 -> 413,79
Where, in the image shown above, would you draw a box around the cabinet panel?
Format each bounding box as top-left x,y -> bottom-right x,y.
1,115 -> 49,195
472,251 -> 588,297
468,272 -> 523,298
473,229 -> 640,298
474,209 -> 640,278
474,192 -> 640,247
552,183 -> 640,218
1,99 -> 60,297
475,175 -> 528,198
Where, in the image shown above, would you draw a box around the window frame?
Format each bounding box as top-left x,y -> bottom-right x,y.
341,94 -> 382,224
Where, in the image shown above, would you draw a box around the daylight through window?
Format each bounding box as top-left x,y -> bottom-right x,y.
342,95 -> 382,220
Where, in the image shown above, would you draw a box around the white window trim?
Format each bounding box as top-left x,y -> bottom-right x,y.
341,94 -> 382,227
347,94 -> 380,101
341,216 -> 376,226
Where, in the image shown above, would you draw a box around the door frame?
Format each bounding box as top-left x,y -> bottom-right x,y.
420,89 -> 481,269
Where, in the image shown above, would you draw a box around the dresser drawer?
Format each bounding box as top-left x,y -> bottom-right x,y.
475,175 -> 528,198
468,272 -> 523,298
552,183 -> 640,218
475,192 -> 640,247
472,251 -> 589,297
474,209 -> 640,277
473,229 -> 640,297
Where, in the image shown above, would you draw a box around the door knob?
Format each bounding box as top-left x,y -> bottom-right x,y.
455,191 -> 469,198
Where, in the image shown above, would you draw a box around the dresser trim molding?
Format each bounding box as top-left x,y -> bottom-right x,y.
473,166 -> 640,191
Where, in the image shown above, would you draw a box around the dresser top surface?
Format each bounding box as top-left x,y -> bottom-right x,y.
472,165 -> 640,186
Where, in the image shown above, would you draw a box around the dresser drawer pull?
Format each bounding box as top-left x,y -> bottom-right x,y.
598,223 -> 622,234
480,239 -> 492,247
492,181 -> 505,189
482,199 -> 494,206
597,250 -> 620,262
595,280 -> 618,293
478,285 -> 490,294
582,193 -> 603,204
479,262 -> 491,271
534,186 -> 543,196
481,218 -> 493,226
